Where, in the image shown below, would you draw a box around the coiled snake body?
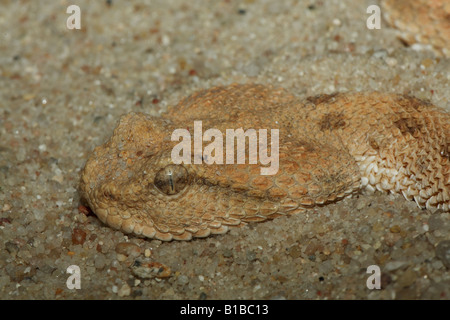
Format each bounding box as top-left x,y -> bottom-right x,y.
80,84 -> 449,241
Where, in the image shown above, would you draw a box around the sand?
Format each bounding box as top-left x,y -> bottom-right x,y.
0,0 -> 449,299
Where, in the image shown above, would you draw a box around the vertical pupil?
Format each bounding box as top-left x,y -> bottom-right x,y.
154,165 -> 188,195
167,168 -> 175,192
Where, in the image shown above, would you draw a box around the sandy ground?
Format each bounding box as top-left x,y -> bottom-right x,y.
0,0 -> 449,299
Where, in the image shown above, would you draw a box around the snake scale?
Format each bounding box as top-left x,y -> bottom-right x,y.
80,84 -> 449,241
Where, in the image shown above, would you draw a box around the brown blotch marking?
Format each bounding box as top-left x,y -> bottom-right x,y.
369,137 -> 380,150
395,95 -> 432,112
306,93 -> 339,105
394,117 -> 422,136
292,139 -> 317,153
319,112 -> 346,131
368,134 -> 389,151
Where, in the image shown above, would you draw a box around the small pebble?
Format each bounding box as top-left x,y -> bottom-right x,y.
177,275 -> 189,285
0,218 -> 11,226
94,255 -> 106,270
356,201 -> 366,210
385,57 -> 397,67
72,228 -> 87,245
288,245 -> 301,258
78,205 -> 91,216
246,250 -> 257,261
117,283 -> 131,297
115,242 -> 141,257
116,253 -> 127,262
385,260 -> 407,271
397,268 -> 417,288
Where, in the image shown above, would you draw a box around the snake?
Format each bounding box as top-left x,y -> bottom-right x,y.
79,84 -> 449,241
381,0 -> 450,57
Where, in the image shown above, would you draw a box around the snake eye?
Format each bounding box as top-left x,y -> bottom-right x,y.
154,164 -> 188,195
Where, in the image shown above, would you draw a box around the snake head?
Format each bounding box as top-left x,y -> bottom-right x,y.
80,112 -> 251,241
79,109 -> 361,241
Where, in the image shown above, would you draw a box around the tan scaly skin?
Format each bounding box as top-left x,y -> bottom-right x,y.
80,84 -> 449,241
381,0 -> 450,57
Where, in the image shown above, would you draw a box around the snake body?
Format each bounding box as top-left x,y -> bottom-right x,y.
80,84 -> 449,241
382,0 -> 450,57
